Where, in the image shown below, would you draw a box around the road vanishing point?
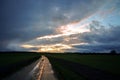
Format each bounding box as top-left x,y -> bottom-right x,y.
3,55 -> 58,80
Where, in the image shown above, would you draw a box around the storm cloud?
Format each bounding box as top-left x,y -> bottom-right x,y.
0,0 -> 120,52
74,21 -> 120,52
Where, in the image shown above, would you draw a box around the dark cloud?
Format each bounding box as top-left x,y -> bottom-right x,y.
0,0 -> 112,51
0,0 -> 55,50
74,21 -> 120,52
51,0 -> 107,26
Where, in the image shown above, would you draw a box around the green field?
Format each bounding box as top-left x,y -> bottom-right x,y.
0,53 -> 41,67
47,56 -> 85,80
0,52 -> 41,79
1,53 -> 120,80
46,54 -> 120,80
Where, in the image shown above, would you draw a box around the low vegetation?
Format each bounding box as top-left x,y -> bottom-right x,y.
0,52 -> 41,79
1,52 -> 120,80
46,53 -> 120,80
48,56 -> 85,80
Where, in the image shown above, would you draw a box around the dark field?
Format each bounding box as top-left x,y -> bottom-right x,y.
0,52 -> 41,79
46,54 -> 120,80
0,52 -> 120,80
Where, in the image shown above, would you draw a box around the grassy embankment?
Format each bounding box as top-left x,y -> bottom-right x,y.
0,52 -> 41,79
46,54 -> 120,80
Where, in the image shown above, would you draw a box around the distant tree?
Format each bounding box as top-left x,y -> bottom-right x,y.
110,50 -> 117,54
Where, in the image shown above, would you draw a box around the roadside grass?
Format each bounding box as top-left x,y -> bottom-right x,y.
48,57 -> 85,80
0,53 -> 41,66
46,54 -> 120,75
0,52 -> 41,79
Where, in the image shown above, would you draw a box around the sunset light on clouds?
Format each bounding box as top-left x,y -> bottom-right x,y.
21,20 -> 91,52
1,0 -> 120,53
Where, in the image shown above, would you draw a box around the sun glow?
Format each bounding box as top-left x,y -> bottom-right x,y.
38,44 -> 72,52
21,20 -> 91,53
56,22 -> 90,34
21,44 -> 72,53
36,21 -> 90,40
21,45 -> 35,49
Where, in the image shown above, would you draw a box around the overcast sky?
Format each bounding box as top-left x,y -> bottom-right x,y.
1,0 -> 120,52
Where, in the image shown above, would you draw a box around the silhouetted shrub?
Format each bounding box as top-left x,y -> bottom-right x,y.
110,50 -> 117,54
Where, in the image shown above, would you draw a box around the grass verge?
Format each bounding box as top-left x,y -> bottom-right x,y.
0,52 -> 41,79
48,56 -> 86,80
46,54 -> 120,75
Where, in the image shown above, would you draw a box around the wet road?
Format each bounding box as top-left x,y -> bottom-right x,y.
2,55 -> 58,80
2,59 -> 40,80
40,56 -> 58,80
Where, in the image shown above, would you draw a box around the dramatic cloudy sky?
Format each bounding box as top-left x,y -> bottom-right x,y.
1,0 -> 120,52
